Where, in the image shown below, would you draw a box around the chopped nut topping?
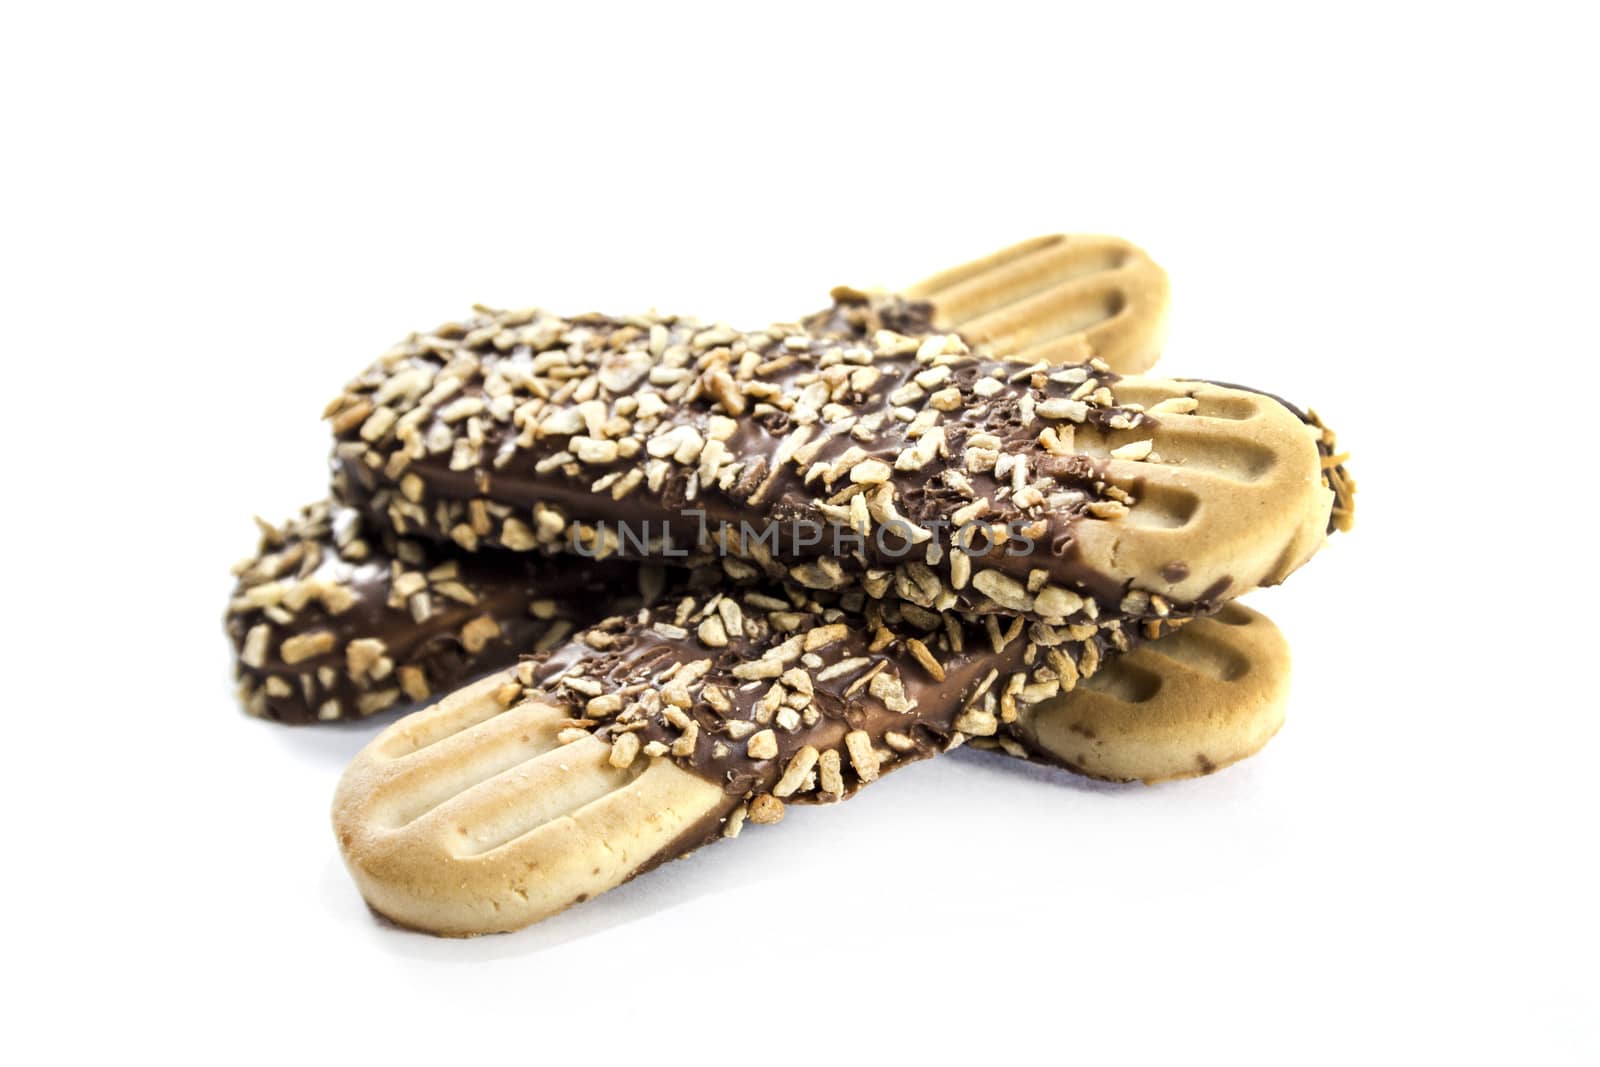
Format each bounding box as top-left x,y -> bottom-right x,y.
746,729 -> 779,760
1037,397 -> 1089,421
280,631 -> 335,665
459,615 -> 502,653
670,720 -> 699,757
240,623 -> 270,669
971,570 -> 1034,613
884,731 -> 916,753
697,615 -> 729,647
748,794 -> 785,824
732,657 -> 784,681
609,731 -> 641,768
773,745 -> 820,797
953,706 -> 998,736
804,623 -> 848,652
845,730 -> 880,783
399,665 -> 430,702
904,637 -> 945,682
850,458 -> 892,484
345,637 -> 388,679
817,748 -> 845,797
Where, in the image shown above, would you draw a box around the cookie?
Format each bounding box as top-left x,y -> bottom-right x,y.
332,586 -> 1299,934
334,579 -> 1184,935
326,312 -> 1331,619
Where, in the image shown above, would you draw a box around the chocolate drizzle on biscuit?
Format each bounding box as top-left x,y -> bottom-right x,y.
504,576 -> 1184,833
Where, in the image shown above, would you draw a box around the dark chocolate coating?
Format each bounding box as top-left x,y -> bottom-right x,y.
225,501 -> 645,723
511,576 -> 1179,813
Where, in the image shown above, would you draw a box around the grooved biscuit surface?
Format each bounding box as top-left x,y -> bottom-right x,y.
1011,602 -> 1291,783
335,677 -> 732,937
905,234 -> 1170,374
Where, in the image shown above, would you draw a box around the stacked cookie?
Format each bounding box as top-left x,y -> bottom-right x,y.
226,236 -> 1353,936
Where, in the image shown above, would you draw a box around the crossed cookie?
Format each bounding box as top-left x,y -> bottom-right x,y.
227,236 -> 1353,936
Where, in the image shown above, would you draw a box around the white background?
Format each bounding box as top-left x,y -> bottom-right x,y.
3,2 -> 1595,1063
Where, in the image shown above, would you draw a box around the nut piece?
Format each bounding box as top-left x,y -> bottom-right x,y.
904,637 -> 945,682
732,658 -> 784,681
844,730 -> 880,783
1037,397 -> 1088,421
398,665 -> 430,702
971,570 -> 1035,612
851,459 -> 892,484
1034,586 -> 1085,618
240,623 -> 270,669
746,729 -> 779,760
953,706 -> 998,736
670,719 -> 699,757
572,437 -> 620,464
817,748 -> 845,797
773,745 -> 820,798
608,731 -> 641,769
459,615 -> 502,654
697,615 -> 729,647
949,550 -> 971,591
346,637 -> 388,678
280,631 -> 334,665
804,623 -> 848,652
748,794 -> 785,824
